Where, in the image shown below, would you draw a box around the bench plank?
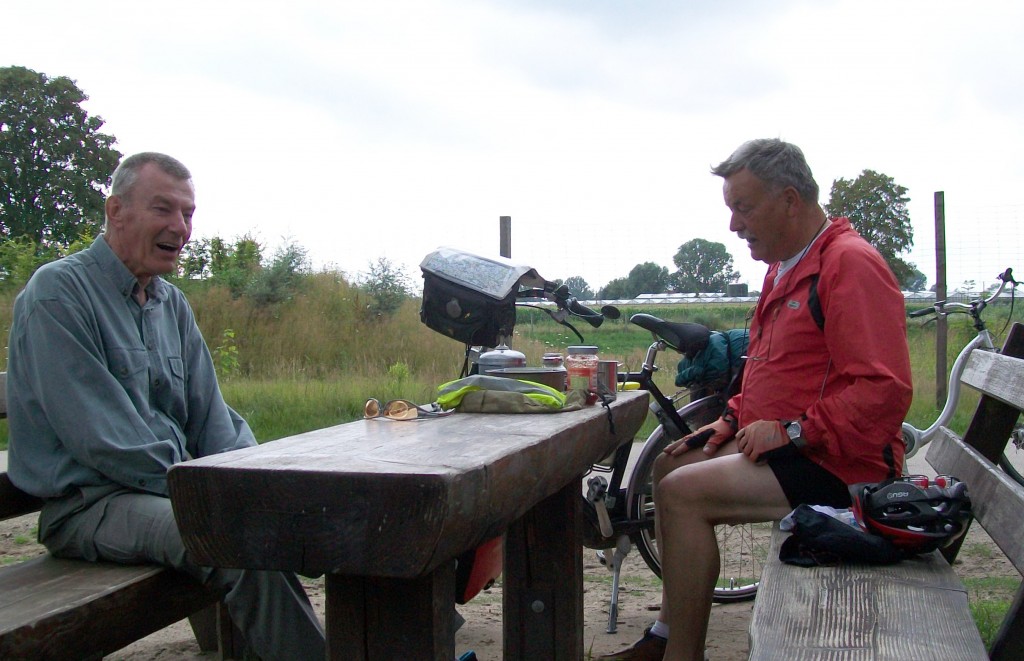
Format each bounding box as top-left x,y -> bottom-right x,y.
928,429 -> 1024,575
748,525 -> 986,661
961,350 -> 1024,411
0,555 -> 223,659
1,366 -> 238,658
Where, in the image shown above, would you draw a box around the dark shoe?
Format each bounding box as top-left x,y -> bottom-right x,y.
598,627 -> 668,660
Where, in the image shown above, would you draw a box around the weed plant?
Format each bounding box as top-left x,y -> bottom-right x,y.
0,281 -> 1021,446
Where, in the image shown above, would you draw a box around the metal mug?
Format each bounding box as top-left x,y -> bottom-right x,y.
597,360 -> 619,401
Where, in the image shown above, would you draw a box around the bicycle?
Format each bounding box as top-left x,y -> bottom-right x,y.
580,313 -> 769,634
479,298 -> 764,628
419,250 -> 765,633
902,267 -> 1022,485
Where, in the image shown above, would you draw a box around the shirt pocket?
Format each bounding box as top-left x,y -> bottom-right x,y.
167,356 -> 186,400
108,348 -> 149,406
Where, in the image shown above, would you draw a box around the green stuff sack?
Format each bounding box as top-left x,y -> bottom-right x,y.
437,375 -> 584,413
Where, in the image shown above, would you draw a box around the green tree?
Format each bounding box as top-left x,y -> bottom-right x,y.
596,262 -> 669,299
208,234 -> 263,296
362,257 -> 412,315
560,276 -> 594,300
0,66 -> 121,248
246,241 -> 310,306
627,262 -> 670,295
671,238 -> 739,293
825,169 -> 922,289
597,277 -> 631,300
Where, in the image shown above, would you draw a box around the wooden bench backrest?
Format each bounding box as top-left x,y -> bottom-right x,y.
0,371 -> 46,520
926,323 -> 1024,660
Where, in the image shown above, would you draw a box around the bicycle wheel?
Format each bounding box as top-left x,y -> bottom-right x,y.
999,453 -> 1024,487
627,398 -> 771,603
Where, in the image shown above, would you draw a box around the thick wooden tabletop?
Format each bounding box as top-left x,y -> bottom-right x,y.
168,391 -> 648,579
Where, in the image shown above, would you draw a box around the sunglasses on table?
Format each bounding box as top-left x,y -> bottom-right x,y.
363,398 -> 452,421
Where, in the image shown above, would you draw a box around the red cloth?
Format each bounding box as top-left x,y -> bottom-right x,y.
729,217 -> 913,484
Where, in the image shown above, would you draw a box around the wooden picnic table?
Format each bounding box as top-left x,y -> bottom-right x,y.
168,390 -> 649,660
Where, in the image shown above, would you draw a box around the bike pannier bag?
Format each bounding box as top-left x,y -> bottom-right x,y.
420,247 -> 545,347
455,535 -> 504,604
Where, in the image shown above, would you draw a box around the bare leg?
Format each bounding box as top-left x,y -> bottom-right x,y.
653,448 -> 791,661
598,444 -> 790,661
650,440 -> 739,618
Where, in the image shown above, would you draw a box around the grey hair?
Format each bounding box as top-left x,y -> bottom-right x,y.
711,138 -> 819,204
110,152 -> 192,198
106,153 -> 192,226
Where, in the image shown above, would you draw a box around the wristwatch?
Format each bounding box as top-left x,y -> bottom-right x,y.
784,420 -> 807,449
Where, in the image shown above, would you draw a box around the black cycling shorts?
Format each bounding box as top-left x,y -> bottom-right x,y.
765,444 -> 851,508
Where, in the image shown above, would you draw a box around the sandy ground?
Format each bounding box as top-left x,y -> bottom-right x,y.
0,449 -> 1017,660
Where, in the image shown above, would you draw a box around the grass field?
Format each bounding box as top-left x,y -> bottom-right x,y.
0,278 -> 1021,448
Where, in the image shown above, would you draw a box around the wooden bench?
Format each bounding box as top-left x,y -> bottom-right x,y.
749,322 -> 1024,661
0,372 -> 242,659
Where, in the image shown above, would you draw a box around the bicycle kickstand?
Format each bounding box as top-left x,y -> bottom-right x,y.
605,534 -> 632,634
586,476 -> 632,633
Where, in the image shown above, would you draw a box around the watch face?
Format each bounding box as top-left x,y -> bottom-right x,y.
787,421 -> 802,440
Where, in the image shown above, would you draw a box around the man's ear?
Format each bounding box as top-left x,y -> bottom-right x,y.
105,195 -> 124,228
781,186 -> 802,216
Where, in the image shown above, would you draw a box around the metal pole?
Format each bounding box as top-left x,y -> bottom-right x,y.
934,192 -> 947,410
500,216 -> 511,258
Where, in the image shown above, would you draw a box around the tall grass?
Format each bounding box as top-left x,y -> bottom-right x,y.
0,277 -> 1021,446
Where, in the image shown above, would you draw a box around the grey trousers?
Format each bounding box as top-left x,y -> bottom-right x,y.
40,489 -> 326,661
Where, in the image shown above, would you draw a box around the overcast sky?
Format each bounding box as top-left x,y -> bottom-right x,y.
4,0 -> 1022,294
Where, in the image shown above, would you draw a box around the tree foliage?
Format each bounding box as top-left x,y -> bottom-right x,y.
0,66 -> 121,248
597,262 -> 669,299
246,241 -> 310,306
174,233 -> 264,297
361,257 -> 413,315
559,276 -> 594,300
825,169 -> 922,289
671,238 -> 739,293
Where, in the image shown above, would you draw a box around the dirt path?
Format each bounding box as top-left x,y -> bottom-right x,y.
2,444 -> 1017,660
2,507 -> 1014,661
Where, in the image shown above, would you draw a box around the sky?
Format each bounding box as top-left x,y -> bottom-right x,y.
4,0 -> 1023,295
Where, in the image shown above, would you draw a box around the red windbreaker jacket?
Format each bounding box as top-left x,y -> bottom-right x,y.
728,217 -> 913,484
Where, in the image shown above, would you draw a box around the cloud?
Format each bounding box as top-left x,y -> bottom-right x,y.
3,0 -> 1022,293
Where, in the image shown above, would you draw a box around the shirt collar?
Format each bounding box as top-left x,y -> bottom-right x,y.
90,235 -> 167,303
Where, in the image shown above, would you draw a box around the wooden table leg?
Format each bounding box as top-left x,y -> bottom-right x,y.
324,562 -> 457,660
503,479 -> 584,660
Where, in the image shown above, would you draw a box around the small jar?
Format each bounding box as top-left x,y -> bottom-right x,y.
542,352 -> 568,391
565,345 -> 599,404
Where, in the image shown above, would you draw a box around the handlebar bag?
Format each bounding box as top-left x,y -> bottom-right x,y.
420,247 -> 546,347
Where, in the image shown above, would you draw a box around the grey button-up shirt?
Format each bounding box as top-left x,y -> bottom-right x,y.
6,235 -> 255,503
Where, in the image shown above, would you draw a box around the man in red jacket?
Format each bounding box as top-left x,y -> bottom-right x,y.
601,139 -> 913,661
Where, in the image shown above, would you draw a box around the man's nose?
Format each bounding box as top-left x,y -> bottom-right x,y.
171,211 -> 191,234
729,213 -> 743,233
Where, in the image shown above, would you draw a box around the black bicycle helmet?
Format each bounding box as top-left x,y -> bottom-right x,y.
850,477 -> 972,554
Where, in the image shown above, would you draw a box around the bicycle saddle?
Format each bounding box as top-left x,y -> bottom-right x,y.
629,313 -> 711,357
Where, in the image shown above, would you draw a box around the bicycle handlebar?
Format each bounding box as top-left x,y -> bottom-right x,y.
908,267 -> 1016,319
517,285 -> 620,328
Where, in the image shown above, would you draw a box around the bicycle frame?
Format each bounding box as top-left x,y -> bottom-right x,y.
901,330 -> 996,457
902,267 -> 1017,458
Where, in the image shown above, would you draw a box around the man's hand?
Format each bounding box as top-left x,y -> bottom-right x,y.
734,420 -> 789,463
663,417 -> 734,457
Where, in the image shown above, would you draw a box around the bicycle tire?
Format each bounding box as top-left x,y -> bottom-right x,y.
998,452 -> 1024,487
627,398 -> 771,603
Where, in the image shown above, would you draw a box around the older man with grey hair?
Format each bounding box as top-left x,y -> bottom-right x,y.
7,152 -> 326,659
601,139 -> 912,661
